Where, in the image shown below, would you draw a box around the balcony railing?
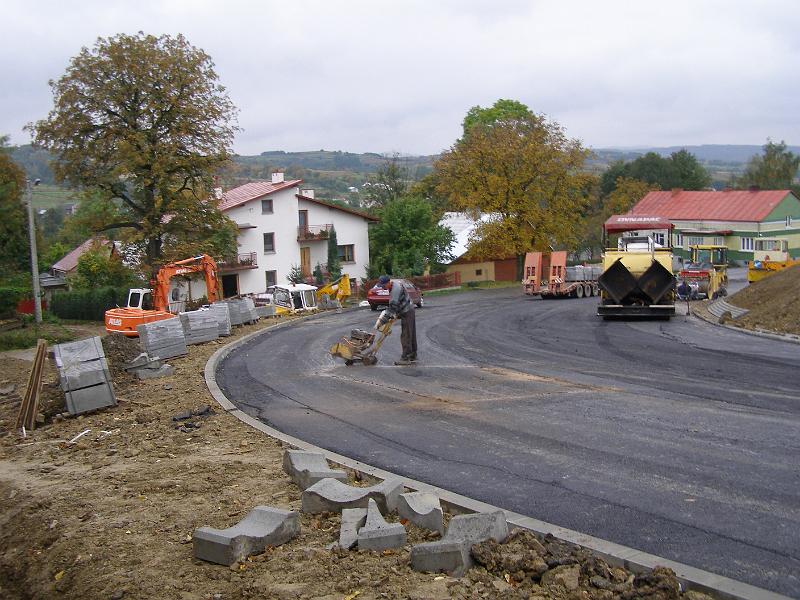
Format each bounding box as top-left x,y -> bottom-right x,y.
298,224 -> 333,242
218,252 -> 258,271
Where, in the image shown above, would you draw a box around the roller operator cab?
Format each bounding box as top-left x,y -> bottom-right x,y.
677,245 -> 728,300
597,215 -> 676,319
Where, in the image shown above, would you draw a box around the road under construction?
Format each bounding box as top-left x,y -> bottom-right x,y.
217,286 -> 800,598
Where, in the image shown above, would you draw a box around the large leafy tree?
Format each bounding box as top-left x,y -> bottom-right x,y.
435,100 -> 591,257
600,150 -> 710,196
369,196 -> 454,277
362,154 -> 409,209
736,139 -> 800,194
0,147 -> 30,275
29,32 -> 239,272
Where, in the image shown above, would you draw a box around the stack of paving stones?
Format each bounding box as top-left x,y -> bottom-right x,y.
208,302 -> 232,336
256,304 -> 276,319
242,297 -> 260,324
223,299 -> 246,326
53,336 -> 116,415
136,317 -> 187,360
179,309 -> 220,345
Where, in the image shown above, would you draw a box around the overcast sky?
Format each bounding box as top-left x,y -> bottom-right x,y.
3,0 -> 798,156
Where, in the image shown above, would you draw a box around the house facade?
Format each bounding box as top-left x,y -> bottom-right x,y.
219,173 -> 377,295
628,188 -> 800,262
439,212 -> 517,284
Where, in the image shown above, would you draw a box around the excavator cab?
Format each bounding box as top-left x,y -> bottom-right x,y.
126,289 -> 154,310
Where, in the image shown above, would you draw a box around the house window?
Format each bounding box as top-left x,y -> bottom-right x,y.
337,244 -> 355,262
476,269 -> 483,276
265,270 -> 277,288
263,232 -> 275,253
686,236 -> 704,247
712,237 -> 724,246
740,237 -> 754,251
261,199 -> 273,214
652,232 -> 665,246
673,233 -> 684,248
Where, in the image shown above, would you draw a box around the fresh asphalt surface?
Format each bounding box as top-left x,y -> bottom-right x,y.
217,286 -> 800,597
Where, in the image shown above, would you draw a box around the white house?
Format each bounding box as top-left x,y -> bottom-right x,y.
218,173 -> 378,296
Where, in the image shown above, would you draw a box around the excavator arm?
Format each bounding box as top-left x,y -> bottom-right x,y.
315,274 -> 351,305
152,254 -> 220,312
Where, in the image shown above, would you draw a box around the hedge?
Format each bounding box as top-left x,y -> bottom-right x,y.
0,287 -> 25,319
50,287 -> 131,321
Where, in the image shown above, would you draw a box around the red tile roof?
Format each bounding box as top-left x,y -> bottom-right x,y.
629,189 -> 793,222
218,180 -> 302,211
51,237 -> 111,274
296,194 -> 379,222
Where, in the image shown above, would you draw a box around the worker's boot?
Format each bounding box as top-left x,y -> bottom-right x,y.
394,357 -> 413,366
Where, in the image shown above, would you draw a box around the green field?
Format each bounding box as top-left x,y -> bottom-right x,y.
30,184 -> 79,210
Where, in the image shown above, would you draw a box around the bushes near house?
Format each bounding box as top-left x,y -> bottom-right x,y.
50,287 -> 131,321
0,287 -> 25,319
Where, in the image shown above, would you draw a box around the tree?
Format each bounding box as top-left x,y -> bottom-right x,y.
462,99 -> 532,135
737,139 -> 800,193
327,226 -> 342,280
434,101 -> 590,257
70,243 -> 138,289
0,151 -> 30,275
29,32 -> 239,272
287,265 -> 305,284
669,149 -> 712,190
369,196 -> 454,277
362,154 -> 409,209
601,150 -> 710,196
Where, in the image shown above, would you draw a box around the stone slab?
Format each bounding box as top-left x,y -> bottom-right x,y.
338,507 -> 367,550
410,510 -> 508,577
282,450 -> 348,490
193,506 -> 300,566
53,336 -> 104,368
59,358 -> 111,391
301,478 -> 404,514
64,382 -> 117,415
135,364 -> 175,380
356,499 -> 407,551
398,492 -> 444,535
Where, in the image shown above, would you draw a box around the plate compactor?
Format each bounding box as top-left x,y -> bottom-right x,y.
329,319 -> 394,366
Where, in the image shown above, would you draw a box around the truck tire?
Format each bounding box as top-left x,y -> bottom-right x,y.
575,285 -> 584,298
585,284 -> 593,297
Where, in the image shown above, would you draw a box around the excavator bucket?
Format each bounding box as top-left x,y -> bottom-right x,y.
638,260 -> 675,304
597,259 -> 638,304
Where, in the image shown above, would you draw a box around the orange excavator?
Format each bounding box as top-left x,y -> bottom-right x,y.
105,254 -> 220,337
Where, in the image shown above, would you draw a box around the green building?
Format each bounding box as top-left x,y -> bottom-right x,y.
628,188 -> 800,262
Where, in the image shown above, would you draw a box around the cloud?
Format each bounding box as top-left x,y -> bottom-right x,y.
2,0 -> 798,154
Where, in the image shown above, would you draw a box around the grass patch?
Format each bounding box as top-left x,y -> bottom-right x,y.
0,322 -> 77,351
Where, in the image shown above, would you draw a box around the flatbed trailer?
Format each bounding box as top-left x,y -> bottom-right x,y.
522,251 -> 601,298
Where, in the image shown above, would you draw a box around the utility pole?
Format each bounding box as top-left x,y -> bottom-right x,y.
26,178 -> 42,324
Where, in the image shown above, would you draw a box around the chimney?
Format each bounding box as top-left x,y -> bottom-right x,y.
301,189 -> 315,199
748,185 -> 760,192
213,187 -> 223,200
271,171 -> 285,184
671,188 -> 683,196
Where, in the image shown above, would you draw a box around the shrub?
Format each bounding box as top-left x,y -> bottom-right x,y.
0,287 -> 24,318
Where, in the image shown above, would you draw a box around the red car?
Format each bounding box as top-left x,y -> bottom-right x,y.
367,279 -> 424,310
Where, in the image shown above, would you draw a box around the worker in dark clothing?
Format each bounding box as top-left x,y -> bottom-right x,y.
375,275 -> 417,365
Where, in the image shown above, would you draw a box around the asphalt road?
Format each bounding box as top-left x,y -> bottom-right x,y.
217,287 -> 800,597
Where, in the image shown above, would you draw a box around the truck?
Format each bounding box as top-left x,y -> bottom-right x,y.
747,237 -> 800,283
597,215 -> 676,319
522,251 -> 601,298
104,254 -> 220,336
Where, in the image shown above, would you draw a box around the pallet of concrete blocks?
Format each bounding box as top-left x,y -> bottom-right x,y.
242,297 -> 260,324
256,304 -> 276,319
410,510 -> 509,577
224,299 -> 246,326
136,316 -> 187,361
193,506 -> 300,566
208,302 -> 232,336
179,309 -> 220,345
53,336 -> 116,415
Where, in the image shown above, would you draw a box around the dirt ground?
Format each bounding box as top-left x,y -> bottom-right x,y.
725,264 -> 800,335
0,316 -> 714,600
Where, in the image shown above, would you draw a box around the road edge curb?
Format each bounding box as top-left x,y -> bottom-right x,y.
691,304 -> 800,345
204,313 -> 791,600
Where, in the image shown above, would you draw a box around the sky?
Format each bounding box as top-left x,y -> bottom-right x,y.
3,0 -> 799,156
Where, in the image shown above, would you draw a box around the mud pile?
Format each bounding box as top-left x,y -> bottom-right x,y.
728,264 -> 800,335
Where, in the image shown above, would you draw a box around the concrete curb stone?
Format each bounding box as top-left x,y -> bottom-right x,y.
356,498 -> 406,551
282,449 -> 348,490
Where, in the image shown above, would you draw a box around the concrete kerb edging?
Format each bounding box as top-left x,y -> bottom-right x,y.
691,306 -> 800,345
204,312 -> 791,600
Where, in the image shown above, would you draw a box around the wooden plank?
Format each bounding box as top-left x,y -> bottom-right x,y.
15,340 -> 47,432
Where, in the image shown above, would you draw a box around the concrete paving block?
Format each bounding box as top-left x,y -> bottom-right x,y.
59,358 -> 111,391
193,506 -> 300,566
209,303 -> 232,336
135,364 -> 175,380
123,352 -> 162,371
256,305 -> 276,318
410,510 -> 508,577
338,507 -> 367,550
398,492 -> 445,535
53,336 -> 104,368
301,478 -> 404,514
64,382 -> 117,415
356,499 -> 407,551
282,450 -> 348,490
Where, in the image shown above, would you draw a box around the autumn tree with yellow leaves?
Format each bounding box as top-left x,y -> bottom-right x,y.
433,100 -> 591,260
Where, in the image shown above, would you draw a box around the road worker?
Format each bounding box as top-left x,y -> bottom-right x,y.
375,275 -> 417,365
